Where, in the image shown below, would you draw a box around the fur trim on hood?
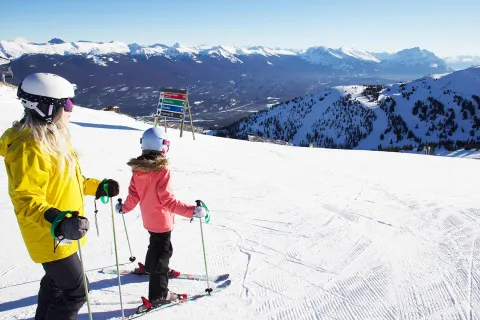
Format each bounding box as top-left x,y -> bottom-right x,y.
127,155 -> 168,172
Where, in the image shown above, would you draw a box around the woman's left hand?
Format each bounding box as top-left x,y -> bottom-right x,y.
95,179 -> 120,199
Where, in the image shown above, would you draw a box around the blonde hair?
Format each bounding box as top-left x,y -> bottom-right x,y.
15,110 -> 76,176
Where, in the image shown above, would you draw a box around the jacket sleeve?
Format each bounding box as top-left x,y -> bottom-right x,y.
157,169 -> 195,218
121,176 -> 140,213
5,142 -> 52,229
83,177 -> 102,197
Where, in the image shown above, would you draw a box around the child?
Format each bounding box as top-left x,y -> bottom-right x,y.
115,127 -> 206,306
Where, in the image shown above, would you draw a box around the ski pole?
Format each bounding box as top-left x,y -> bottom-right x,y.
93,199 -> 100,237
100,180 -> 125,319
56,211 -> 93,319
196,200 -> 212,294
118,198 -> 136,262
77,239 -> 93,320
110,198 -> 125,319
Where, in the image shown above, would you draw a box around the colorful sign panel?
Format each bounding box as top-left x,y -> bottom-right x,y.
157,88 -> 187,119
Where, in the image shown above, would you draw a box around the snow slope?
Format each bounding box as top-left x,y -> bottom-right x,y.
0,84 -> 480,319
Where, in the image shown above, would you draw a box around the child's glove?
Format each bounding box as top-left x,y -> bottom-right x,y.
193,206 -> 206,218
115,203 -> 124,214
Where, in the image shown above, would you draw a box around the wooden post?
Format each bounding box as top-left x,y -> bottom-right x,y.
154,91 -> 161,128
187,99 -> 195,140
180,92 -> 188,138
180,116 -> 185,138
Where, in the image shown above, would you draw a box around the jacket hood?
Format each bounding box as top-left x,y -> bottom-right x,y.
0,125 -> 29,158
127,155 -> 168,172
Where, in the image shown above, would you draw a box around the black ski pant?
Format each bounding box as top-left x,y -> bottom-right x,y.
144,231 -> 173,301
35,253 -> 87,320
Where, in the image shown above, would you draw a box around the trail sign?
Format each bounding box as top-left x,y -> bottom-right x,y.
155,87 -> 195,140
157,88 -> 187,119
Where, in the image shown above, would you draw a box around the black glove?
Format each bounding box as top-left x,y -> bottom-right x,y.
45,208 -> 89,240
95,179 -> 120,199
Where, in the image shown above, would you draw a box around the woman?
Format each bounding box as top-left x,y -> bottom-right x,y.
0,73 -> 119,320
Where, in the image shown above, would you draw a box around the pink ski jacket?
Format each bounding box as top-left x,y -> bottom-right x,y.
121,155 -> 195,233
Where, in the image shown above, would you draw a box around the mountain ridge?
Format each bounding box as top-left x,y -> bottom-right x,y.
0,37 -> 454,68
214,67 -> 480,152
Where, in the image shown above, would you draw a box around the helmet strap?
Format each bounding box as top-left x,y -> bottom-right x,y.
24,101 -> 58,122
18,86 -> 65,122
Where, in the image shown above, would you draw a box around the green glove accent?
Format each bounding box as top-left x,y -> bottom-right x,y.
100,179 -> 109,204
50,210 -> 71,240
200,200 -> 211,223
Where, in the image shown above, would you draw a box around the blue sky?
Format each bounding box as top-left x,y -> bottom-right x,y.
1,0 -> 478,56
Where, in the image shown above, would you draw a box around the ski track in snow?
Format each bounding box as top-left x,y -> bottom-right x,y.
0,265 -> 19,278
0,84 -> 479,319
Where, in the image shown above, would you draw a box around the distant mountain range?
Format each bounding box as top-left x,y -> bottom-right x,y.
214,67 -> 480,152
443,56 -> 480,71
1,38 -> 478,127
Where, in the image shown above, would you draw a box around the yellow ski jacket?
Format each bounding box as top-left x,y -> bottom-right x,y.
0,126 -> 101,263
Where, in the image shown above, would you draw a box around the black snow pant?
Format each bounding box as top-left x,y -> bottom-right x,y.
144,231 -> 173,301
35,253 -> 87,320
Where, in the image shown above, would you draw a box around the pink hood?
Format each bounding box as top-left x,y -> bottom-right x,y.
121,156 -> 195,233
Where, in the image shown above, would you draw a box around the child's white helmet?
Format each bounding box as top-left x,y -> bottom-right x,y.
140,127 -> 170,156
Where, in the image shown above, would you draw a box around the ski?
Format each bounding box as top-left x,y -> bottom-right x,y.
100,262 -> 229,283
107,280 -> 231,319
168,272 -> 230,283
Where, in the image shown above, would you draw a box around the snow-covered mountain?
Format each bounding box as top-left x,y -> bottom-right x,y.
0,38 -> 390,63
0,38 -> 301,63
371,47 -> 449,76
0,38 -> 452,72
2,38 -> 465,70
216,67 -> 480,152
0,38 -> 473,127
371,48 -> 442,65
0,38 -> 461,69
443,55 -> 480,70
300,46 -> 380,70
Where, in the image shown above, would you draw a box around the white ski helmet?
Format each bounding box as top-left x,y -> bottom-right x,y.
140,127 -> 170,156
17,73 -> 75,122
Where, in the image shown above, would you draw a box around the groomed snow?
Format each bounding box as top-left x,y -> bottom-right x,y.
0,84 -> 479,319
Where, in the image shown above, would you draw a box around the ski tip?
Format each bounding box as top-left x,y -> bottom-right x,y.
218,279 -> 232,288
215,273 -> 230,283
